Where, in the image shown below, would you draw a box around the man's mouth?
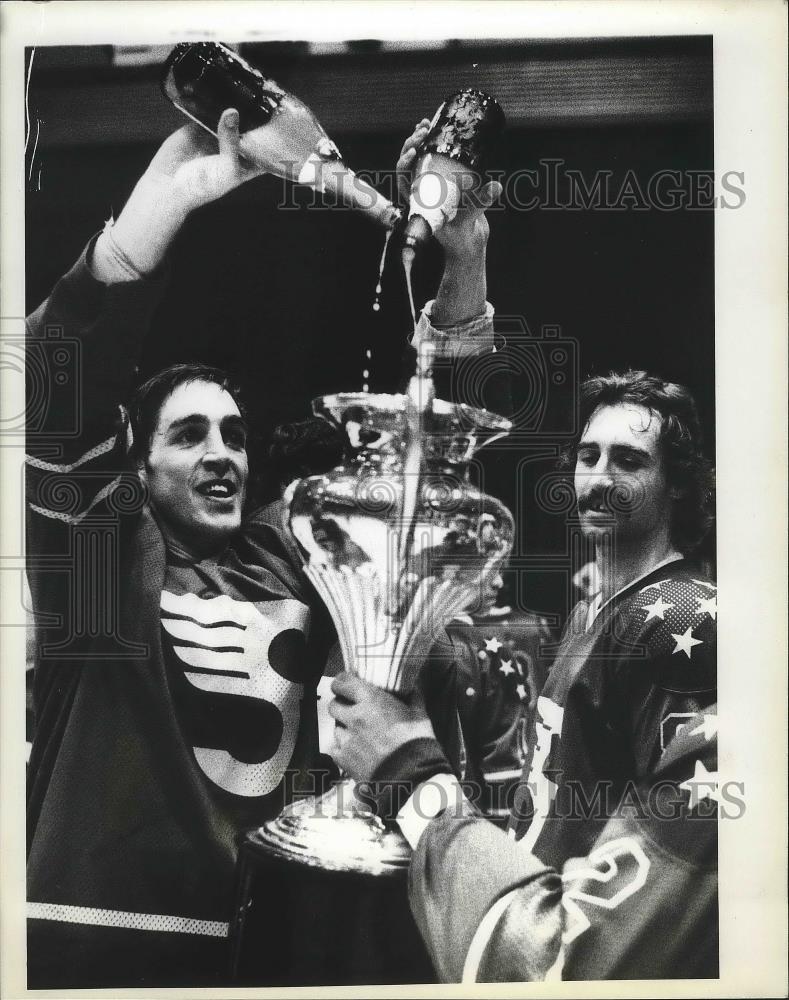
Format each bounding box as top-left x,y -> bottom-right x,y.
196,479 -> 238,500
580,500 -> 612,515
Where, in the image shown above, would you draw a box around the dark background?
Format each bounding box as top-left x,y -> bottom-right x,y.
25,36 -> 715,623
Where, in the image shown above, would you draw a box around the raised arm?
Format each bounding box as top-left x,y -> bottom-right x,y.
25,111 -> 268,619
26,110 -> 265,454
396,122 -> 511,415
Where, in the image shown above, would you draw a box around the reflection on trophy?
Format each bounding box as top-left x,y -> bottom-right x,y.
258,346 -> 515,870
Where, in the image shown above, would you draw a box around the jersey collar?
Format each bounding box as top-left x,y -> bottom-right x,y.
585,551 -> 685,631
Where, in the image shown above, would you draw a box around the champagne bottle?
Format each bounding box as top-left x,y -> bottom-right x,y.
162,42 -> 401,229
402,89 -> 505,265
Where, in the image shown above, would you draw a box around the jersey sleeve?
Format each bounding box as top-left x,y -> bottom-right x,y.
409,300 -> 513,416
611,575 -> 717,778
25,244 -> 168,676
407,707 -> 718,983
25,242 -> 168,554
26,240 -> 168,464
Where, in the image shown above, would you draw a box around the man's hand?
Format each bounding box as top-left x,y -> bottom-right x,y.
95,109 -> 266,279
149,109 -> 266,214
397,120 -> 501,325
396,120 -> 502,261
328,672 -> 437,783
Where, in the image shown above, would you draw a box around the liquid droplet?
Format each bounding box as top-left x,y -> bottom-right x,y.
372,227 -> 393,314
403,249 -> 417,334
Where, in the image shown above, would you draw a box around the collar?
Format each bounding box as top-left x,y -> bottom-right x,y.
585,552 -> 685,631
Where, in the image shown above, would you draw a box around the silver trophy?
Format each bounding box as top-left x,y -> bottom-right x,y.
259,348 -> 514,872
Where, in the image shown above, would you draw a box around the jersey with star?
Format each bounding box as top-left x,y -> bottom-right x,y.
510,559 -> 717,867
430,612 -> 554,823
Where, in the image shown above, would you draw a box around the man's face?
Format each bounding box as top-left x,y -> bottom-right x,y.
140,380 -> 248,555
574,402 -> 672,547
476,569 -> 504,615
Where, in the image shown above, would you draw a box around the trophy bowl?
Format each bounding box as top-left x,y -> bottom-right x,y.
257,388 -> 514,871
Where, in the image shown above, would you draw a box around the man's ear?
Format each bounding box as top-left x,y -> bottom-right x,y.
136,459 -> 148,486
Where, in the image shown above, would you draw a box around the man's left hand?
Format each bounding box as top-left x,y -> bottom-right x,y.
396,120 -> 502,261
328,672 -> 436,783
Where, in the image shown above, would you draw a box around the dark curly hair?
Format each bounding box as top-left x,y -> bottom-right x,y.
559,370 -> 715,553
268,417 -> 344,491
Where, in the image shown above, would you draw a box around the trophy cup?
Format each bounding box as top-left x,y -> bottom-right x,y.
230,349 -> 514,984
257,347 -> 515,872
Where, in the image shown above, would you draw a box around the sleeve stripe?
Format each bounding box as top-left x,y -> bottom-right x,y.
29,476 -> 121,524
482,768 -> 524,781
461,887 -> 519,983
25,434 -> 117,472
27,901 -> 228,937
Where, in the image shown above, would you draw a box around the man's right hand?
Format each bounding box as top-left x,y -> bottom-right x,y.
396,120 -> 501,326
149,109 -> 266,214
328,672 -> 437,784
93,109 -> 266,281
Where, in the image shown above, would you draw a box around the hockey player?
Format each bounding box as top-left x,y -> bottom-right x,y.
25,112 -> 501,987
329,349 -> 717,978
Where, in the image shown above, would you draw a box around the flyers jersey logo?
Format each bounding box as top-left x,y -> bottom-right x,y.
161,590 -> 310,798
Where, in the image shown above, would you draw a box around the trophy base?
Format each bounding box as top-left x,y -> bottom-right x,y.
257,779 -> 411,875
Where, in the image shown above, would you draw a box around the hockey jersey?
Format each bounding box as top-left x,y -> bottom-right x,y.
436,611 -> 554,822
25,245 -> 332,987
511,558 -> 717,867
408,704 -> 720,981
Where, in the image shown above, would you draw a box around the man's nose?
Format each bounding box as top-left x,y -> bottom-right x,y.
201,429 -> 232,466
587,456 -> 614,490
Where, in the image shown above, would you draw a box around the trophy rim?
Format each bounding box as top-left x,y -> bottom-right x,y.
313,391 -> 512,434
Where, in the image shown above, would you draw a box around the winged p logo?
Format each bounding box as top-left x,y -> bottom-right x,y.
161,590 -> 310,797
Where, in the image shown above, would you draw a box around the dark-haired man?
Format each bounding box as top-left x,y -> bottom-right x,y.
25,112 -> 502,988
511,371 -> 718,862
329,369 -> 717,980
26,112 -> 322,989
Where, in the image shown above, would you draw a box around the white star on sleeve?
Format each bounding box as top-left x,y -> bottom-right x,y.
689,714 -> 718,741
499,659 -> 516,676
515,683 -> 527,701
694,595 -> 717,620
642,596 -> 675,621
484,636 -> 503,654
679,759 -> 720,808
671,626 -> 703,658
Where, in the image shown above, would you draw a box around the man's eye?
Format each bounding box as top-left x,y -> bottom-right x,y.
618,456 -> 642,470
175,428 -> 201,445
225,431 -> 246,450
577,451 -> 596,467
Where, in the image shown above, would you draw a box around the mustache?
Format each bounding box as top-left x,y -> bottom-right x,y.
577,482 -> 644,514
